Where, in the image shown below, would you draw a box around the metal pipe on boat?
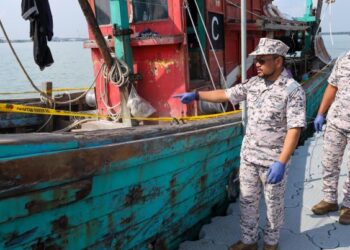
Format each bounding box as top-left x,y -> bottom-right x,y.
241,0 -> 247,131
85,90 -> 97,108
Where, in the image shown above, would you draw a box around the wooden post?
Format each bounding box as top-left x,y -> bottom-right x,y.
110,0 -> 134,127
42,81 -> 53,131
78,0 -> 132,126
110,0 -> 133,68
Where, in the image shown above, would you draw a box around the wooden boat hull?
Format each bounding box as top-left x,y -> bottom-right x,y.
0,115 -> 243,250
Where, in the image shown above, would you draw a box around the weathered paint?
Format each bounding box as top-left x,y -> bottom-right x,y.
88,0 -> 189,118
0,117 -> 242,249
0,132 -> 241,220
149,59 -> 176,76
2,155 -> 235,249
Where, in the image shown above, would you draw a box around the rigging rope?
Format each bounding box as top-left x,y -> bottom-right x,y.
184,0 -> 225,112
104,57 -> 130,88
100,67 -> 122,121
192,0 -> 228,89
328,1 -> 334,46
99,55 -> 131,121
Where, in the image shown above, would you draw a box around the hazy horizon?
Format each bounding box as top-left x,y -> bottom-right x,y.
0,0 -> 348,40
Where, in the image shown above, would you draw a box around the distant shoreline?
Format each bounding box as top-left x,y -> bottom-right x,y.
321,32 -> 350,36
0,38 -> 87,43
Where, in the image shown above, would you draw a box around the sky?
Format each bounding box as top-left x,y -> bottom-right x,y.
0,0 -> 88,39
274,0 -> 349,32
0,0 -> 348,39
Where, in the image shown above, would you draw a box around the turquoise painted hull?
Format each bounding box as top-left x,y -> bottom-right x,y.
0,67 -> 331,250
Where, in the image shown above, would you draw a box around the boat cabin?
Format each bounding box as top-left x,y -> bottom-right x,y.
84,0 -> 273,119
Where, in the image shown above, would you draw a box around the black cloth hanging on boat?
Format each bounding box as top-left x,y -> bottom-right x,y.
22,0 -> 54,70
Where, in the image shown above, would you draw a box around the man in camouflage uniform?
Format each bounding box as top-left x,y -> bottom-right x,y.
312,51 -> 350,225
174,38 -> 306,250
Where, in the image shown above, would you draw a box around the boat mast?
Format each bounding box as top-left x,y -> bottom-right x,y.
78,0 -> 132,127
241,0 -> 247,131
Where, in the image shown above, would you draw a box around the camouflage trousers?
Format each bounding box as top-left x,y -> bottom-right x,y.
322,123 -> 350,208
239,160 -> 288,245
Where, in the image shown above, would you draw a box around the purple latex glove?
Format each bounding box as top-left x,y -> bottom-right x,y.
267,161 -> 286,184
173,92 -> 198,104
314,114 -> 325,133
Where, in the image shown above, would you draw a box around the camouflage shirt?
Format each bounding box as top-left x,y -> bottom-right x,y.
327,51 -> 350,131
225,69 -> 306,167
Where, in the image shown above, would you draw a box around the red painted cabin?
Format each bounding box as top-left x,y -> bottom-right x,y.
85,0 -> 268,119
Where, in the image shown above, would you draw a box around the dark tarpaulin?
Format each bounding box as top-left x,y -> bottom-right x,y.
22,0 -> 54,70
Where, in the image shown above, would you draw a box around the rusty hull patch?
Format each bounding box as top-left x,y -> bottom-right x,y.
24,179 -> 92,215
124,185 -> 144,206
74,179 -> 92,200
199,174 -> 208,190
25,200 -> 47,215
121,213 -> 135,225
52,216 -> 69,232
170,176 -> 177,204
124,185 -> 161,206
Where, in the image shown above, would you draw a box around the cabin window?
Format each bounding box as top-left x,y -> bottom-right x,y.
95,0 -> 111,25
132,0 -> 168,22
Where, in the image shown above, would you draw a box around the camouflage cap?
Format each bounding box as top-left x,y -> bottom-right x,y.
250,38 -> 290,57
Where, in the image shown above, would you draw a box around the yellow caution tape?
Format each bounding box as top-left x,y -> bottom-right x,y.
0,103 -> 104,119
0,88 -> 90,95
0,103 -> 241,122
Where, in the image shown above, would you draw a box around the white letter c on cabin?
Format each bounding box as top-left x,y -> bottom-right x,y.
211,16 -> 219,41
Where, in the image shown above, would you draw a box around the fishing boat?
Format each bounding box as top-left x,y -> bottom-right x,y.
0,0 -> 334,249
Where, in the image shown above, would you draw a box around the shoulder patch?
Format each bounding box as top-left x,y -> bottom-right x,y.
286,79 -> 300,95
